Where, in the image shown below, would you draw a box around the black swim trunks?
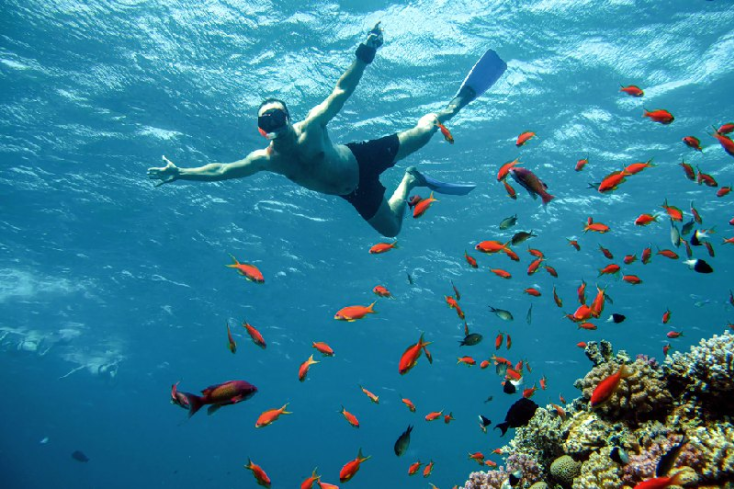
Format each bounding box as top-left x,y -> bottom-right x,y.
341,133 -> 400,220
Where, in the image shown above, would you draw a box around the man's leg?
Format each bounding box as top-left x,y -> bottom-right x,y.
366,170 -> 420,238
393,88 -> 474,162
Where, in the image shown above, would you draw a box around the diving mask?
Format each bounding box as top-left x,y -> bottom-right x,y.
258,108 -> 288,139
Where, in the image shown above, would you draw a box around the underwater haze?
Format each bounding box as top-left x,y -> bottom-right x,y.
1,1 -> 733,488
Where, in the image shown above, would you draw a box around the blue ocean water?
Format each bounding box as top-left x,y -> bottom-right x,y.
1,1 -> 733,488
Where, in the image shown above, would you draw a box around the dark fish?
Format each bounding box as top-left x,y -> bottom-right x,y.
681,219 -> 695,236
509,470 -> 523,486
478,415 -> 492,428
71,450 -> 89,463
685,259 -> 713,274
503,381 -> 517,395
603,292 -> 614,305
459,333 -> 483,346
606,313 -> 626,324
495,398 -> 538,436
489,306 -> 514,321
499,214 -> 518,230
394,425 -> 413,457
670,220 -> 681,248
610,446 -> 629,465
508,167 -> 555,205
406,272 -> 414,285
484,396 -> 494,403
511,230 -> 537,246
526,303 -> 533,325
656,435 -> 688,476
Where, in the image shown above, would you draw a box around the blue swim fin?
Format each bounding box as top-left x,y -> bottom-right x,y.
456,49 -> 507,102
407,167 -> 476,196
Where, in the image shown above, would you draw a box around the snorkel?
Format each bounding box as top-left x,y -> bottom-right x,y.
257,104 -> 289,140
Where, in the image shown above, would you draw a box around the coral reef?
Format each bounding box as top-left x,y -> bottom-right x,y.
574,357 -> 673,423
460,331 -> 734,489
571,451 -> 621,489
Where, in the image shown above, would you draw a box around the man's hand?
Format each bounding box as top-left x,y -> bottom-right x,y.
364,22 -> 383,49
147,155 -> 180,187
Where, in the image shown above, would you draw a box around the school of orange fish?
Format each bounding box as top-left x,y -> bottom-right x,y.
170,86 -> 733,489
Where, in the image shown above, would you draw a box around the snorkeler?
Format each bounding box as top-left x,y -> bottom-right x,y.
147,23 -> 506,237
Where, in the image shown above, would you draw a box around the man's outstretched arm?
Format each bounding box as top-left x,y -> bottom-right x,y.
307,22 -> 384,127
147,151 -> 269,187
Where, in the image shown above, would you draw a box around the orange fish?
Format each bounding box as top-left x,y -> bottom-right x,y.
359,385 -> 379,404
657,249 -> 679,260
622,275 -> 642,285
712,131 -> 734,157
551,403 -> 566,418
506,334 -> 512,350
724,237 -> 734,245
624,254 -> 637,264
597,170 -> 630,193
445,295 -> 465,319
339,448 -> 370,483
334,302 -> 376,321
255,403 -> 292,428
572,304 -> 593,322
523,385 -> 538,398
625,160 -> 655,175
696,166 -> 718,187
244,458 -> 271,488
599,263 -> 621,276
399,333 -> 431,375
480,360 -> 490,369
516,131 -> 536,147
590,286 -> 606,318
641,247 -> 652,264
495,332 -> 504,350
643,108 -> 674,124
497,159 -> 520,182
299,355 -> 319,382
661,199 -> 683,221
436,121 -> 454,144
667,331 -> 683,339
317,482 -> 339,489
527,248 -> 544,258
524,287 -> 541,297
689,202 -> 702,224
718,122 -> 734,135
679,161 -> 695,181
568,239 -> 581,251
373,285 -> 392,298
339,405 -> 360,428
590,364 -> 633,408
468,452 -> 485,464
402,397 -> 417,412
484,459 -> 498,468
464,251 -> 478,268
476,240 -> 511,254
578,322 -> 597,330
539,375 -> 547,390
226,323 -> 237,354
575,156 -> 589,172
597,245 -> 613,260
451,280 -> 461,300
413,192 -> 437,218
527,257 -> 544,275
312,341 -> 335,357
620,84 -> 644,97
633,471 -> 693,489
503,247 -> 520,262
545,265 -> 558,277
682,136 -> 702,151
584,217 -> 610,233
227,254 -> 264,283
170,381 -> 191,410
577,342 -> 587,348
490,268 -> 512,279
408,461 -> 422,476
301,468 -> 320,489
717,186 -> 732,198
444,412 -> 455,424
423,460 -> 434,478
505,367 -> 522,383
243,322 -> 267,349
503,180 -> 518,199
369,241 -> 398,254
577,280 -> 587,305
662,308 -> 671,324
635,214 -> 658,226
425,410 -> 444,422
553,285 -> 563,308
457,356 -> 476,366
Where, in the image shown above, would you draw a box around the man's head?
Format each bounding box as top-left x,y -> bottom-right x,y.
257,98 -> 290,139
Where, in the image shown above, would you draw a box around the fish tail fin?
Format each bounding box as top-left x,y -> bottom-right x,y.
494,421 -> 510,436
186,394 -> 205,418
669,470 -> 689,486
541,193 -> 555,205
281,403 -> 292,415
368,301 -> 377,313
357,448 -> 371,463
227,253 -> 239,265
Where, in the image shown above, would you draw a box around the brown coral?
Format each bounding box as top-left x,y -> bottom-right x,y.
508,407 -> 565,470
550,455 -> 581,487
562,410 -> 619,459
692,422 -> 734,482
575,358 -> 673,422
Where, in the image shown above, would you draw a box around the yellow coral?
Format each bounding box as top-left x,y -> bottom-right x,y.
550,455 -> 580,487
572,451 -> 622,489
692,423 -> 734,481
